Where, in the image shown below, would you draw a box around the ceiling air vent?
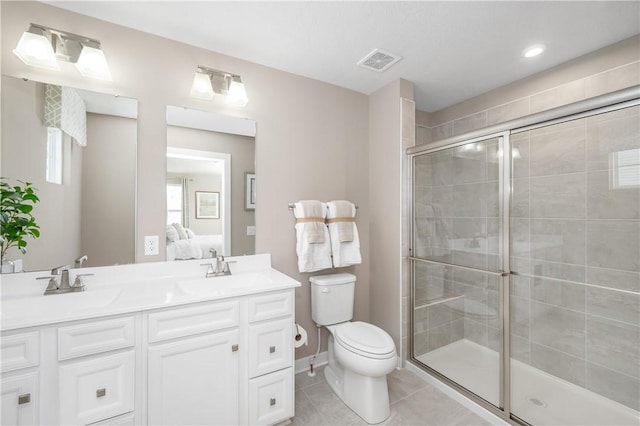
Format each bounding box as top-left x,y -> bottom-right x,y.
357,48 -> 401,72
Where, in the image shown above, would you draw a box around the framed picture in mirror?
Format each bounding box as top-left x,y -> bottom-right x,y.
196,191 -> 220,219
245,173 -> 256,210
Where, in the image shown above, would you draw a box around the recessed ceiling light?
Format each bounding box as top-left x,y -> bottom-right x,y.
522,44 -> 545,58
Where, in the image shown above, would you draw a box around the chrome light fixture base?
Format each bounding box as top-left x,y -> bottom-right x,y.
190,65 -> 248,107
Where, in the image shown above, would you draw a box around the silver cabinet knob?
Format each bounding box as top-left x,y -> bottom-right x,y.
18,394 -> 30,405
269,346 -> 276,353
232,344 -> 239,352
270,398 -> 276,406
96,388 -> 106,398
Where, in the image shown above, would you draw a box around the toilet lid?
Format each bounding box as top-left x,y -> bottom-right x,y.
335,321 -> 396,359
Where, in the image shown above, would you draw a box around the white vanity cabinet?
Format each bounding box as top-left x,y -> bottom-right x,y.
146,300 -> 241,425
1,259 -> 299,426
56,315 -> 137,425
1,332 -> 40,426
247,291 -> 294,425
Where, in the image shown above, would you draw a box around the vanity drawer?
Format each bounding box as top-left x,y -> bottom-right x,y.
59,350 -> 135,425
147,300 -> 239,343
249,367 -> 293,425
248,290 -> 293,323
0,332 -> 39,373
249,317 -> 293,378
58,317 -> 135,361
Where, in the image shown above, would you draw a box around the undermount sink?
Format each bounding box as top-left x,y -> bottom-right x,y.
1,288 -> 122,319
178,272 -> 273,296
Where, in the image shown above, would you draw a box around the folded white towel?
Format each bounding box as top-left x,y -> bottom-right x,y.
327,201 -> 361,267
294,201 -> 332,273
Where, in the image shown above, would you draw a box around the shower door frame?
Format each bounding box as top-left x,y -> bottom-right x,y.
407,130 -> 513,422
406,85 -> 640,426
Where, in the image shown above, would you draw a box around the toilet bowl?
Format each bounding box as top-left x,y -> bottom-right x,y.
310,273 -> 398,424
324,321 -> 397,424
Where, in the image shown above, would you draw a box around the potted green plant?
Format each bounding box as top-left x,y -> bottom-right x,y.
0,178 -> 41,269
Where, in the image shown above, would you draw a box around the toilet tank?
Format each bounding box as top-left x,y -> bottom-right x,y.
310,273 -> 356,326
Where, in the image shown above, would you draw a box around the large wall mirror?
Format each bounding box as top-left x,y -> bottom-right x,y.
1,75 -> 137,273
165,106 -> 256,260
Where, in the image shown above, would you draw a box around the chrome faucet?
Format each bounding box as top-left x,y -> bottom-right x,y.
37,264 -> 93,295
74,255 -> 88,268
201,255 -> 235,278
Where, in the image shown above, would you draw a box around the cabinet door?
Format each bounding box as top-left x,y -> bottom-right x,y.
148,329 -> 240,425
1,372 -> 38,426
248,317 -> 293,378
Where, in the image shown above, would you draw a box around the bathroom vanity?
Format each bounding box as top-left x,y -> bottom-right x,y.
0,254 -> 300,425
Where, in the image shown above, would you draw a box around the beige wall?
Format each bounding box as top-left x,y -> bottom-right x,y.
167,125 -> 255,256
1,1 -> 372,358
82,113 -> 137,268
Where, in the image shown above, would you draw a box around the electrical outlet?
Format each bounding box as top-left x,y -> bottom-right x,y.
144,235 -> 159,255
247,226 -> 256,236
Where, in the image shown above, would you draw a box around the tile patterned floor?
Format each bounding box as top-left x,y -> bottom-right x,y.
291,366 -> 495,425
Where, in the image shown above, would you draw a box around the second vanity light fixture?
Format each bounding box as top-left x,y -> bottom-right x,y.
13,23 -> 112,80
190,65 -> 249,107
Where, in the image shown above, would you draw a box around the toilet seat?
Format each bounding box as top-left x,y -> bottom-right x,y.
334,321 -> 396,359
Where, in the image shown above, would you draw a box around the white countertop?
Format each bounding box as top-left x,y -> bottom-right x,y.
0,254 -> 301,331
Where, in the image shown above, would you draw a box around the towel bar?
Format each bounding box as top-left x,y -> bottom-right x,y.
288,203 -> 358,210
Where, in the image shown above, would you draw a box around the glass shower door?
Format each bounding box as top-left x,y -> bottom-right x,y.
411,135 -> 508,409
509,106 -> 640,425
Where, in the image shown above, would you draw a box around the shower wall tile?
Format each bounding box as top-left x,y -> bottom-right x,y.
511,218 -> 530,259
587,170 -> 640,220
587,286 -> 640,326
529,79 -> 585,114
452,183 -> 487,217
531,343 -> 586,387
427,323 -> 453,352
431,122 -> 453,142
510,295 -> 530,339
511,178 -> 530,218
464,318 -> 488,347
427,303 -> 454,328
510,274 -> 531,298
531,259 -> 586,283
586,108 -> 640,172
531,302 -> 586,358
586,362 -> 640,411
529,124 -> 586,176
451,148 -> 487,184
416,125 -> 432,146
453,111 -> 487,136
487,97 -> 530,126
586,267 -> 640,293
586,220 -> 640,272
585,62 -> 640,99
529,173 -> 585,219
531,277 -> 586,313
486,140 -> 501,182
511,335 -> 531,364
511,133 -> 530,179
586,315 -> 640,379
530,219 -> 586,266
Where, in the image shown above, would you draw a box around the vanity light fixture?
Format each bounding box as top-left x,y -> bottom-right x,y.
190,66 -> 249,107
13,23 -> 112,80
522,44 -> 545,58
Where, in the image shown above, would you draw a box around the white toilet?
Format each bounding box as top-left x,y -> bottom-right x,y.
310,273 -> 397,424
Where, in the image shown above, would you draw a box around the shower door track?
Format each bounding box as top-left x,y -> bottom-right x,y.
406,85 -> 640,426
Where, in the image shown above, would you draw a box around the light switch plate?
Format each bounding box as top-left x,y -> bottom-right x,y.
144,235 -> 159,255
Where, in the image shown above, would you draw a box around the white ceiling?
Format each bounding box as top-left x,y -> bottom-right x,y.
45,1 -> 640,112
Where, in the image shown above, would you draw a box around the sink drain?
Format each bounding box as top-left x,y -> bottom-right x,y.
526,396 -> 548,408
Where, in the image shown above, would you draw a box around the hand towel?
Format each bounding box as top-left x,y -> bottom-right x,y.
294,201 -> 332,273
327,200 -> 354,242
327,201 -> 361,267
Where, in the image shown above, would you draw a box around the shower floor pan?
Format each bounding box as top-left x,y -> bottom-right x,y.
416,339 -> 639,425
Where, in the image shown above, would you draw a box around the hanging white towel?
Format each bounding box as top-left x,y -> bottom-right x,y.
327,201 -> 361,267
294,201 -> 332,273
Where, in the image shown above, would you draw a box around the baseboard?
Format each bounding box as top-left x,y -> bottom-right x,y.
295,351 -> 328,375
405,361 -> 509,425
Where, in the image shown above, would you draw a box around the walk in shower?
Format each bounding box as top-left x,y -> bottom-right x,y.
408,91 -> 639,425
